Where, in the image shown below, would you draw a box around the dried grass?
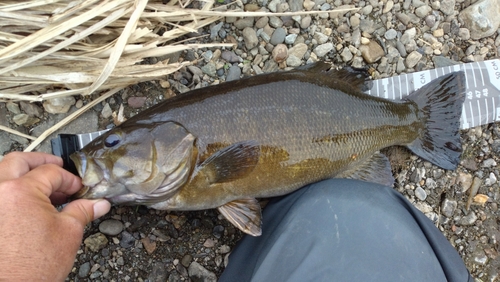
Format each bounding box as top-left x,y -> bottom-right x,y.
0,0 -> 357,151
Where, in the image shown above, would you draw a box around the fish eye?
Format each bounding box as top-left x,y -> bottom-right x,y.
104,134 -> 121,147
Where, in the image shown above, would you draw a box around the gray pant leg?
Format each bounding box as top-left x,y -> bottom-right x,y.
220,179 -> 472,282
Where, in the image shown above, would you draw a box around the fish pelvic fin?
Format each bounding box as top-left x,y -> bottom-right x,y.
405,71 -> 466,170
199,140 -> 260,184
336,153 -> 394,187
218,198 -> 262,236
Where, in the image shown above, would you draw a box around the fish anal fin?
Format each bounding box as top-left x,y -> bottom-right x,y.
337,153 -> 394,187
218,198 -> 262,236
200,141 -> 260,184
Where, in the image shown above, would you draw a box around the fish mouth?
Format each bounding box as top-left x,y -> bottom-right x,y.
70,152 -> 86,177
70,152 -> 108,199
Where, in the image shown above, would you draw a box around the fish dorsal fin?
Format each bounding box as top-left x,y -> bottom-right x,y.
336,153 -> 394,187
327,67 -> 372,92
218,198 -> 262,236
297,62 -> 372,92
200,141 -> 260,184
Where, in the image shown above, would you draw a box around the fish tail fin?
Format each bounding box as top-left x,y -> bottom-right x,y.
405,71 -> 466,170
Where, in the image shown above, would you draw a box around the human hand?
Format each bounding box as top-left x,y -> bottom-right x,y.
0,152 -> 111,281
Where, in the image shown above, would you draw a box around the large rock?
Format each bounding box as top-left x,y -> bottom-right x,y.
459,0 -> 500,39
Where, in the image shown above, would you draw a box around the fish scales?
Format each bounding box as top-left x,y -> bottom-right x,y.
71,62 -> 465,236
143,82 -> 417,201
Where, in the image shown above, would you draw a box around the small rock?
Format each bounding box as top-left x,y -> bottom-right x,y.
255,17 -> 269,29
127,97 -> 147,108
141,237 -> 157,254
20,101 -> 43,118
210,22 -> 223,40
75,100 -> 83,108
415,186 -> 427,201
382,0 -> 394,13
12,114 -> 39,126
482,158 -> 497,168
84,233 -> 108,252
168,271 -> 181,282
285,34 -> 298,44
221,51 -> 240,63
120,231 -> 136,248
440,0 -> 455,15
313,43 -> 334,57
384,29 -> 397,40
459,211 -> 478,226
340,47 -> 353,62
473,249 -> 488,265
432,29 -> 444,37
78,262 -> 91,278
272,44 -> 288,63
268,16 -> 283,28
99,219 -> 124,236
288,43 -> 308,59
405,51 -> 423,68
148,262 -> 168,282
286,55 -> 302,67
242,27 -> 259,50
201,62 -> 217,77
415,5 -> 432,18
303,0 -> 314,10
270,28 -> 286,45
43,96 -> 76,114
484,172 -> 497,186
234,18 -> 254,29
425,15 -> 436,27
313,32 -> 329,45
425,178 -> 437,189
213,225 -> 225,239
441,199 -> 457,217
203,238 -> 215,248
6,102 -> 21,114
188,262 -> 217,282
359,41 -> 384,63
432,56 -> 460,68
181,254 -> 192,267
458,28 -> 470,40
101,103 -> 112,119
226,65 -> 241,81
300,16 -> 312,28
219,245 -> 231,254
116,257 -> 125,266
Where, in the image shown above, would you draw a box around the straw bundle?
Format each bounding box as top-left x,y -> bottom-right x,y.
0,0 -> 236,102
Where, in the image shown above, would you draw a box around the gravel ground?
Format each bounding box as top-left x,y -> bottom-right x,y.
1,0 -> 500,281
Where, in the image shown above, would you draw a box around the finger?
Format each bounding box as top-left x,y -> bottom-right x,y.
62,199 -> 111,226
22,164 -> 82,198
0,152 -> 63,182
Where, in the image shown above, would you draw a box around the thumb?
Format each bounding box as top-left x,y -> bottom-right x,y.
62,199 -> 111,225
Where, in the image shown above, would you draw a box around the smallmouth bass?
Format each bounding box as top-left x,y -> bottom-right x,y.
71,62 -> 465,236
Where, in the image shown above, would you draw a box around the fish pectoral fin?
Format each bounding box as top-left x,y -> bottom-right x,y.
336,153 -> 394,187
217,198 -> 262,236
200,141 -> 260,184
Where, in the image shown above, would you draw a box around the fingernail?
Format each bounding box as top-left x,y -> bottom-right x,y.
93,200 -> 111,220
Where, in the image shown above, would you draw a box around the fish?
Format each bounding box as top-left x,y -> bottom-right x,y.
70,62 -> 466,236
